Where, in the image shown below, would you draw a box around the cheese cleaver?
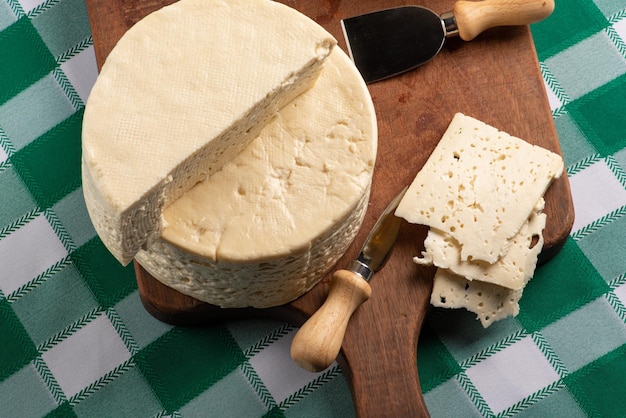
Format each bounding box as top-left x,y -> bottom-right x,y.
290,187 -> 407,372
341,0 -> 555,83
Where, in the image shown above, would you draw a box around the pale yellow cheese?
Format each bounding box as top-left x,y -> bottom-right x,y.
429,202 -> 545,327
398,113 -> 564,327
135,48 -> 377,308
430,268 -> 522,328
395,113 -> 563,264
82,0 -> 336,265
415,198 -> 546,290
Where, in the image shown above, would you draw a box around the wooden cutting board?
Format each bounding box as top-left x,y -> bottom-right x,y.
85,1 -> 574,416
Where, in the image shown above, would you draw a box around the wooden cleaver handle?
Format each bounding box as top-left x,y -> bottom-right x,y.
291,269 -> 372,373
453,0 -> 555,41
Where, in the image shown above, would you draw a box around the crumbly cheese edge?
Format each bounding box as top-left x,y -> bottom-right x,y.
428,199 -> 547,327
415,198 -> 547,290
136,186 -> 370,308
430,267 -> 523,327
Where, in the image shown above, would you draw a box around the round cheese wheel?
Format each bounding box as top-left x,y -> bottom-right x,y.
82,0 -> 336,265
136,48 -> 377,308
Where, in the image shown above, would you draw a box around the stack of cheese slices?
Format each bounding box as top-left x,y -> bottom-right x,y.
396,113 -> 564,327
82,0 -> 377,308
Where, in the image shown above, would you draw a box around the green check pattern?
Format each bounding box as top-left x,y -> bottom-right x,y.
419,1 -> 626,416
0,0 -> 625,416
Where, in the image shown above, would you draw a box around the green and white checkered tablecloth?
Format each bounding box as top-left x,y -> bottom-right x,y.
1,0 -> 625,416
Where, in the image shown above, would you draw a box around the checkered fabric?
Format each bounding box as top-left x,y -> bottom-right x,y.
419,1 -> 626,416
0,0 -> 625,417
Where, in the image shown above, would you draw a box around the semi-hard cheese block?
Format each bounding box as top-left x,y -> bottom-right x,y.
135,48 -> 377,308
415,199 -> 547,290
82,0 -> 336,265
395,113 -> 564,264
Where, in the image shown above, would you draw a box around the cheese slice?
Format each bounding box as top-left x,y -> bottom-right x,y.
430,268 -> 522,328
429,201 -> 546,327
135,48 -> 377,308
415,198 -> 546,290
82,0 -> 336,265
395,113 -> 563,263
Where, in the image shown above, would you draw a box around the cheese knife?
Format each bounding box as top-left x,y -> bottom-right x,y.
341,0 -> 555,83
290,186 -> 407,372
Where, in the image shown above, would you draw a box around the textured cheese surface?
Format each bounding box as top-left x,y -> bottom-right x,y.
430,268 -> 522,328
135,48 -> 377,308
82,0 -> 336,265
415,199 -> 546,290
395,113 -> 564,263
428,201 -> 546,327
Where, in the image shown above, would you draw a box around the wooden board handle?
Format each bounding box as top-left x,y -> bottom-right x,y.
454,0 -> 555,41
291,270 -> 372,372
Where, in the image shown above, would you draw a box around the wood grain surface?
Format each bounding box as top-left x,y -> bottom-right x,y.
85,1 -> 575,416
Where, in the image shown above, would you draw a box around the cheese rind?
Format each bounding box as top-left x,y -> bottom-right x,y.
415,199 -> 547,290
395,113 -> 563,263
135,48 -> 377,308
82,0 -> 336,265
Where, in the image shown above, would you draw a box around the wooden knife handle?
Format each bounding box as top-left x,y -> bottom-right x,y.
453,0 -> 555,41
291,269 -> 372,373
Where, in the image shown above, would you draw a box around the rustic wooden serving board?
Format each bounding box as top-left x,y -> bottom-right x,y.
85,0 -> 574,416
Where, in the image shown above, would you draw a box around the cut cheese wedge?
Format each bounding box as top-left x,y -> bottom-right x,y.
135,48 -> 377,308
415,198 -> 547,290
395,113 -> 564,264
82,0 -> 336,265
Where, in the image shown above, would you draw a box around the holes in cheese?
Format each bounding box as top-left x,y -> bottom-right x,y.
430,268 -> 522,328
428,200 -> 546,327
415,199 -> 546,291
396,113 -> 564,327
395,113 -> 563,264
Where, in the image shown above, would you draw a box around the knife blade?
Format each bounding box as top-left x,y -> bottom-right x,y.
341,0 -> 555,83
290,186 -> 407,372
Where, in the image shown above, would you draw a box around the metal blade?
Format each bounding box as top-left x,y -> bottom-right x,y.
351,186 -> 407,280
341,6 -> 445,83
